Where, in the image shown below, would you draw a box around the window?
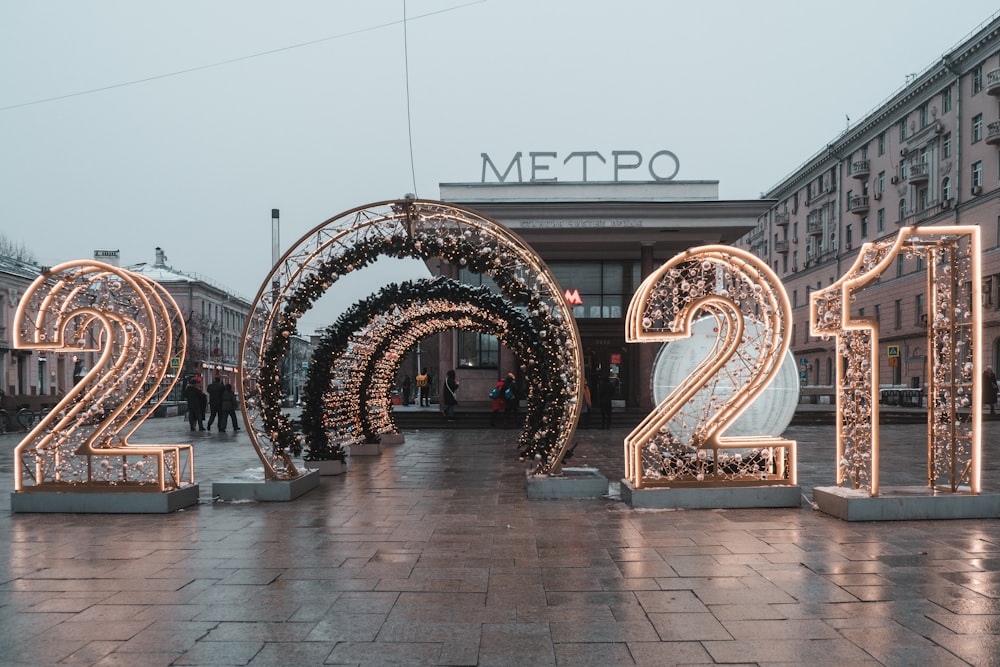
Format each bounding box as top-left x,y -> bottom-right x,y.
894,299 -> 903,329
877,208 -> 885,233
878,132 -> 885,156
845,224 -> 853,248
898,118 -> 908,141
900,158 -> 908,180
548,261 -> 628,319
943,133 -> 951,158
874,304 -> 881,324
942,85 -> 952,113
898,199 -> 907,221
918,187 -> 928,211
861,216 -> 869,238
878,170 -> 885,193
861,145 -> 869,160
942,177 -> 951,202
897,256 -> 905,277
457,331 -> 498,368
973,65 -> 983,94
973,114 -> 983,143
919,103 -> 929,128
972,161 -> 983,188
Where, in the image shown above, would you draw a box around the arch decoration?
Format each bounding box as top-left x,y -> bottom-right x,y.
301,277 -> 546,461
12,260 -> 192,492
240,199 -> 583,480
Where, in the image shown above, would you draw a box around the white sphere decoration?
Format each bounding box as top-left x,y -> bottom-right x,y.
651,315 -> 799,441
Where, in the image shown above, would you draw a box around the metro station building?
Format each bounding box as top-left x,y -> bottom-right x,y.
434,174 -> 771,411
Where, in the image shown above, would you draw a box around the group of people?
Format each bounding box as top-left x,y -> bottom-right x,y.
183,377 -> 240,432
490,372 -> 518,428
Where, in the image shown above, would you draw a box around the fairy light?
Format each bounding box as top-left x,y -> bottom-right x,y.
12,261 -> 192,492
810,226 -> 981,496
241,199 -> 583,479
624,246 -> 796,489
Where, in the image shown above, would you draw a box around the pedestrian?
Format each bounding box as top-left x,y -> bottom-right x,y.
184,379 -> 206,431
984,365 -> 998,415
206,377 -> 224,430
580,378 -> 592,429
598,374 -> 613,430
402,375 -> 412,406
502,372 -> 517,428
490,377 -> 506,428
442,369 -> 460,422
416,368 -> 430,406
220,383 -> 240,431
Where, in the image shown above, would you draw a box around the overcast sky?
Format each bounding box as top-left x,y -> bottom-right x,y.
2,1 -> 998,331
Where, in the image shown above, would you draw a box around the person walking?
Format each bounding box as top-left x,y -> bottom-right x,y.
416,368 -> 430,406
502,372 -> 518,428
184,379 -> 206,432
598,374 -> 613,430
441,370 -> 460,422
984,365 -> 998,415
490,377 -> 506,428
580,378 -> 592,429
220,383 -> 240,431
206,377 -> 224,431
402,375 -> 412,406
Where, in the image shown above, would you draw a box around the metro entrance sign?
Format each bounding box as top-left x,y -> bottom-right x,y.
481,150 -> 681,183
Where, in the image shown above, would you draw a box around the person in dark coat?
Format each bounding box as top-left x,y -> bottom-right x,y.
598,374 -> 613,430
490,378 -> 506,428
220,383 -> 240,431
184,379 -> 206,431
441,370 -> 460,422
502,372 -> 518,428
206,377 -> 225,430
984,366 -> 998,414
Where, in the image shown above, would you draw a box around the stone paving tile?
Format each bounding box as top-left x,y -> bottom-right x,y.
1,417 -> 1000,665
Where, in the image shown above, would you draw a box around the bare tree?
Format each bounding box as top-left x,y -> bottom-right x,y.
0,233 -> 37,263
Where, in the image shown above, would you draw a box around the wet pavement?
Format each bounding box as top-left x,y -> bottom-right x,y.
0,412 -> 998,666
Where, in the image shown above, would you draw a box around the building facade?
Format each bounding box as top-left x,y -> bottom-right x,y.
124,247 -> 253,392
436,180 -> 771,410
735,17 -> 1000,399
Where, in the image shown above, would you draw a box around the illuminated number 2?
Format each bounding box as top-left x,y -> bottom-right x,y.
624,246 -> 796,489
13,261 -> 193,492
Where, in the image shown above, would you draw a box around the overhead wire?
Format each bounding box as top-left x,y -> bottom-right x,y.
0,0 -> 486,113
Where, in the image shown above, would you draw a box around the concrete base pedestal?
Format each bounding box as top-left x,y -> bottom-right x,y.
349,443 -> 382,456
11,484 -> 200,513
813,485 -> 1000,521
213,470 -> 319,502
621,480 -> 802,509
526,467 -> 609,499
379,433 -> 405,445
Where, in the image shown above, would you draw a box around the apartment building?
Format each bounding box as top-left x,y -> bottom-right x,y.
737,16 -> 1000,395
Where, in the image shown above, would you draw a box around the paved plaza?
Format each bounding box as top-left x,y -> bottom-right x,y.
1,413 -> 999,666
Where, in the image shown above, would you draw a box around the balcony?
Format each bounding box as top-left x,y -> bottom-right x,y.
775,240 -> 789,253
806,218 -> 823,236
747,227 -> 764,243
987,120 -> 1000,146
988,68 -> 1000,96
909,162 -> 929,184
847,194 -> 869,215
774,210 -> 789,226
850,160 -> 870,180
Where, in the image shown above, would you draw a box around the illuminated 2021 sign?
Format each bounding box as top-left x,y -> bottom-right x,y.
481,150 -> 681,183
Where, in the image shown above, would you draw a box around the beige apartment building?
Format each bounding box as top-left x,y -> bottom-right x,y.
736,16 -> 1000,400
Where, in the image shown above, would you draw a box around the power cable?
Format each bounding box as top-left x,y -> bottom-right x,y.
0,0 -> 486,113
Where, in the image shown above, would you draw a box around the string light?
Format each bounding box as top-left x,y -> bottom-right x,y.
240,199 -> 583,479
12,261 -> 191,492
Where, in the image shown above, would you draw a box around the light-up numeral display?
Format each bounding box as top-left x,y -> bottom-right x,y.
13,261 -> 193,492
624,246 -> 796,489
810,226 -> 981,496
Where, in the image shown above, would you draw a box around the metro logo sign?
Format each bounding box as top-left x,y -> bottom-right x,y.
564,289 -> 583,306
